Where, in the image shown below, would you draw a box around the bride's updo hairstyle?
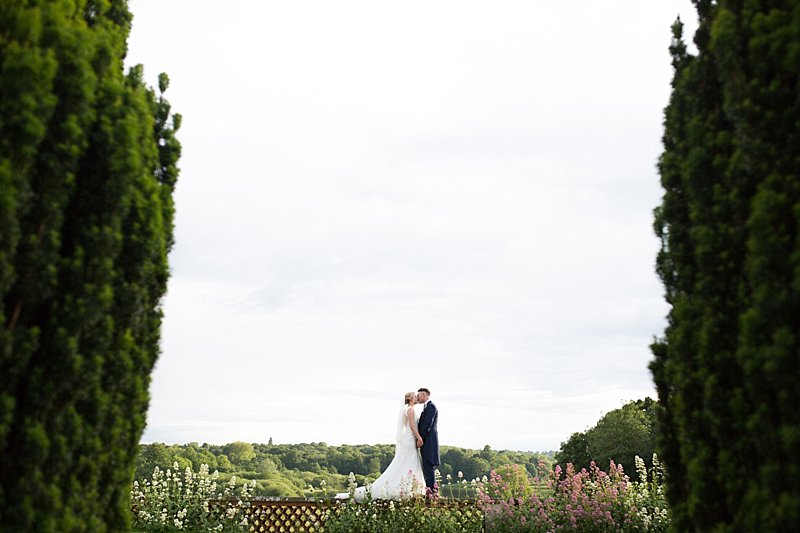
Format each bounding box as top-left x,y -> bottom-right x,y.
404,392 -> 415,405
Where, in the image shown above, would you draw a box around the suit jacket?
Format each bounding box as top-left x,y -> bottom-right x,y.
418,401 -> 440,465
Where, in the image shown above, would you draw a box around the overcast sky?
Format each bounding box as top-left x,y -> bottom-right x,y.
126,1 -> 698,452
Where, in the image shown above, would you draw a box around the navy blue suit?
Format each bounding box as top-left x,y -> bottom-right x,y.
417,401 -> 440,492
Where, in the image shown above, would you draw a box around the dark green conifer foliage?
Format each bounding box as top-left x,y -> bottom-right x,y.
652,0 -> 799,529
0,1 -> 180,530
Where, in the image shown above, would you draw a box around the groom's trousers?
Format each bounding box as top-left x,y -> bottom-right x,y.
421,457 -> 437,493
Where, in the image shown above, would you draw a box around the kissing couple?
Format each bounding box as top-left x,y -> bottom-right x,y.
352,388 -> 440,501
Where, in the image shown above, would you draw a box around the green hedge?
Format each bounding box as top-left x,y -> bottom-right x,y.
0,1 -> 180,530
652,0 -> 800,529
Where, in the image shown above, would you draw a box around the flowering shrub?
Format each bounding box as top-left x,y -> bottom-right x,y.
440,469 -> 484,500
623,455 -> 669,532
131,458 -> 669,532
478,463 -> 538,503
476,456 -> 669,532
130,462 -> 256,532
321,470 -> 483,532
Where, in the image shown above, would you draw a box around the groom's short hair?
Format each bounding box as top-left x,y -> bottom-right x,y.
418,388 -> 431,395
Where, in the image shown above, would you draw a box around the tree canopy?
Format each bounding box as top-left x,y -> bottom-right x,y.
555,398 -> 657,481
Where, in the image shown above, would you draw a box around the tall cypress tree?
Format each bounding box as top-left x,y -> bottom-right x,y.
652,0 -> 799,529
0,1 -> 180,530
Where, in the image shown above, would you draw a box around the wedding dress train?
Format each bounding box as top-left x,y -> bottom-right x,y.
351,405 -> 426,501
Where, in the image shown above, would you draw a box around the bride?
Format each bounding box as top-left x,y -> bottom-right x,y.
352,392 -> 426,501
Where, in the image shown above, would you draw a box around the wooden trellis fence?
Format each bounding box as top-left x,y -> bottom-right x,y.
213,498 -> 484,532
245,500 -> 327,532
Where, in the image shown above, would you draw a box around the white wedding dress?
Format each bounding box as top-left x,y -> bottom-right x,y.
352,405 -> 426,501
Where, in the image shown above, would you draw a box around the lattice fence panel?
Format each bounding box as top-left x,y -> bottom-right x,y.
244,501 -> 327,533
214,499 -> 483,532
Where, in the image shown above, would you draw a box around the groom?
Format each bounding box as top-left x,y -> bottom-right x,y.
416,388 -> 440,495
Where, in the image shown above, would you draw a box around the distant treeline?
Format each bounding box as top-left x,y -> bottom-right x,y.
135,441 -> 555,497
135,398 -> 656,497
